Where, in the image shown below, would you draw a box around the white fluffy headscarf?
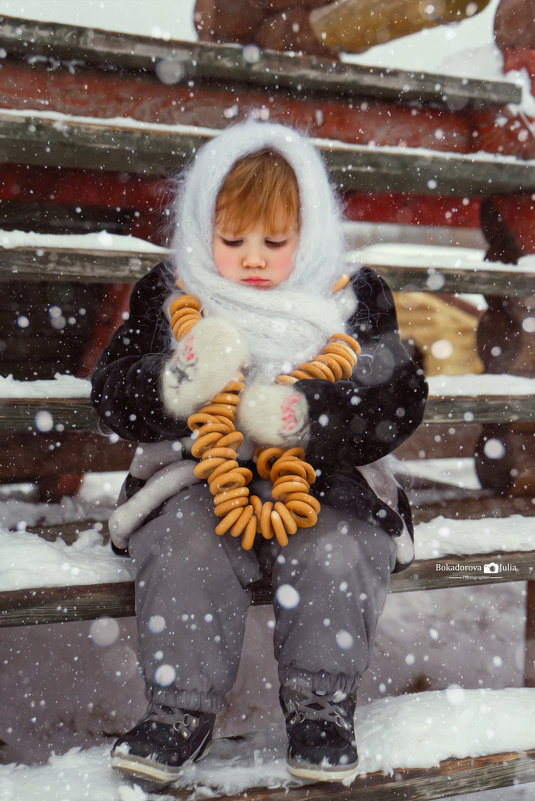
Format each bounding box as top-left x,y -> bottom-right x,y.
171,120 -> 356,380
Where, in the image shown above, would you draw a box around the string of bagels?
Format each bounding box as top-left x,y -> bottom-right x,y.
169,274 -> 360,551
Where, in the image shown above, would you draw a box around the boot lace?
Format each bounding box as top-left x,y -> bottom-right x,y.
146,702 -> 200,739
284,687 -> 352,731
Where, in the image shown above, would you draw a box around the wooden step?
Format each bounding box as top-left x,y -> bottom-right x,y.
352,243 -> 535,296
0,16 -> 520,108
2,240 -> 535,297
1,391 -> 533,432
1,548 -> 532,627
2,110 -> 534,195
164,749 -> 535,801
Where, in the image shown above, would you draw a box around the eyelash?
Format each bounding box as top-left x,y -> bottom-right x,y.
221,238 -> 287,248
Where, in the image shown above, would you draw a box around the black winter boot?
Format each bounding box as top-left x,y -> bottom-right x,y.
280,685 -> 359,781
111,701 -> 215,788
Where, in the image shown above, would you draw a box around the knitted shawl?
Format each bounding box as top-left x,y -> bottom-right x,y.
170,120 -> 356,380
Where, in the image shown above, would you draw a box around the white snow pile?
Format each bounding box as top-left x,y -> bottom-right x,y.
0,473 -> 133,589
0,372 -> 91,398
352,242 -> 535,274
414,515 -> 535,560
2,371 -> 534,401
1,688 -> 534,800
354,688 -> 535,774
396,457 -> 480,489
427,373 -> 535,397
0,228 -> 169,254
0,528 -> 135,589
1,511 -> 532,592
3,106 -> 219,137
1,494 -> 112,529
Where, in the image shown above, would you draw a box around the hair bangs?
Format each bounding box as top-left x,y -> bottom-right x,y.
215,149 -> 300,234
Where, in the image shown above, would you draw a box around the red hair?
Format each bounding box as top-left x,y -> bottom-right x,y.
215,149 -> 300,234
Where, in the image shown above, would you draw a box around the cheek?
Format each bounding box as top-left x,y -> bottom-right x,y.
276,245 -> 297,278
213,242 -> 235,278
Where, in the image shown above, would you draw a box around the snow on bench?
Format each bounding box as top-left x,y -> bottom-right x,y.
1,505 -> 533,628
1,372 -> 534,430
350,242 -> 535,295
3,231 -> 535,298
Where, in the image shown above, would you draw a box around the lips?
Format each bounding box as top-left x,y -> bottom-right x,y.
242,277 -> 269,286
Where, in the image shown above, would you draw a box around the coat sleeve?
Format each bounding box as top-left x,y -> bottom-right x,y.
90,263 -> 191,442
296,267 -> 428,471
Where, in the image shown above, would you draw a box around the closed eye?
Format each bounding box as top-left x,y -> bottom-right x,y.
221,238 -> 243,247
265,239 -> 287,248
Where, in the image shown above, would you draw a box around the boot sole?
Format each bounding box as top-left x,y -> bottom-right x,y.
111,733 -> 212,788
111,752 -> 181,786
287,757 -> 360,783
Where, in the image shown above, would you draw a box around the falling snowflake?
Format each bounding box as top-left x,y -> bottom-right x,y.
275,584 -> 300,609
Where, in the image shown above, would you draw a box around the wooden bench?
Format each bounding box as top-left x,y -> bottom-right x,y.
1,14 -> 534,799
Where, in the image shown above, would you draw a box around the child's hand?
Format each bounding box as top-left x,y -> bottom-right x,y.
161,318 -> 248,418
236,381 -> 310,448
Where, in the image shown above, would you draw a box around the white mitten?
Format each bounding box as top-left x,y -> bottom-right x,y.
161,317 -> 248,418
236,381 -> 310,448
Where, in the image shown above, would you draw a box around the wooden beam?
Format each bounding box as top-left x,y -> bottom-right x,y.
3,243 -> 535,297
0,398 -> 97,432
2,110 -> 535,195
0,15 -> 520,107
352,245 -> 535,296
0,582 -> 136,627
0,246 -> 164,284
0,549 -> 532,627
425,395 -> 535,424
1,394 -> 533,432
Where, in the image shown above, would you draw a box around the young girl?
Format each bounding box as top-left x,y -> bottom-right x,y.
91,120 -> 427,788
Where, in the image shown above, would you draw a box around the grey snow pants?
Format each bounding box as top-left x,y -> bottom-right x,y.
129,482 -> 397,715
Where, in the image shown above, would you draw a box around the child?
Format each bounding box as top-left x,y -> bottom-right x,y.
91,120 -> 427,788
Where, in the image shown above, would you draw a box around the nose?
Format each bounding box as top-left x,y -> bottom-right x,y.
242,249 -> 266,269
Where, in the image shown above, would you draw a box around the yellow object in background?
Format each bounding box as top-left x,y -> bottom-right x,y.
394,292 -> 484,377
310,0 -> 492,53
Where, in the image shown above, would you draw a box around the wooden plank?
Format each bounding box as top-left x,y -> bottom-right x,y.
2,243 -> 535,296
0,16 -> 520,107
425,395 -> 535,424
0,550 -> 532,627
0,398 -> 97,432
322,144 -> 535,196
0,247 -> 163,284
390,549 -> 535,592
1,394 -> 534,432
0,61 -> 477,157
0,582 -> 136,627
352,245 -> 535,296
165,749 -> 535,801
2,110 -> 535,195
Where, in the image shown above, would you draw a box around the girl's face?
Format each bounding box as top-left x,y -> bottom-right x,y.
212,220 -> 299,290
